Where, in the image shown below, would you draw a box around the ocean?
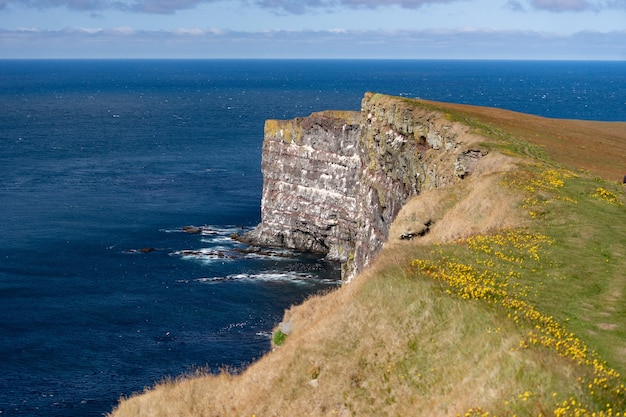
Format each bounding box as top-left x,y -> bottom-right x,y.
1,59 -> 624,417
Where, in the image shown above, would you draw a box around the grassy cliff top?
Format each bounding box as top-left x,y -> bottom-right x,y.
110,97 -> 626,417
416,98 -> 626,182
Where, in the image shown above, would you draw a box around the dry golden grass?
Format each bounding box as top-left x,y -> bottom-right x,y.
111,247 -> 588,417
389,152 -> 527,246
419,99 -> 626,182
110,99 -> 626,417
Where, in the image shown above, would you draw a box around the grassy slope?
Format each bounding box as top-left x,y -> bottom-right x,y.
419,99 -> 626,182
110,101 -> 626,417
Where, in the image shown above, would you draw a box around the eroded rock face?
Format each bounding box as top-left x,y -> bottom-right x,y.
240,110 -> 362,262
241,92 -> 485,282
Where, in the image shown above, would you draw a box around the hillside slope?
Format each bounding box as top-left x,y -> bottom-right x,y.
420,99 -> 626,182
110,97 -> 626,417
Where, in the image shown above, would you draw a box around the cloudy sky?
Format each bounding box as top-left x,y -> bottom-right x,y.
1,0 -> 625,59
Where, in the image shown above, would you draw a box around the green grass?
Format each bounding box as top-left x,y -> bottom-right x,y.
407,164 -> 626,415
272,329 -> 287,347
535,175 -> 626,375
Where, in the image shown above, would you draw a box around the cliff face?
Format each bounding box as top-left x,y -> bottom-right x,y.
242,92 -> 485,281
241,110 -> 362,263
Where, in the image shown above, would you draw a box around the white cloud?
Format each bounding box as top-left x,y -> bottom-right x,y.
173,27 -> 205,35
1,26 -> 624,59
14,26 -> 42,31
207,28 -> 225,35
110,26 -> 135,34
0,0 -> 624,16
77,26 -> 103,33
1,0 -> 466,14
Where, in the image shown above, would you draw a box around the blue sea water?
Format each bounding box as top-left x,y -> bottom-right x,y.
0,59 -> 624,417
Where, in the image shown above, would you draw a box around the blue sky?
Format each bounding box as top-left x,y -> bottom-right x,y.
1,0 -> 625,59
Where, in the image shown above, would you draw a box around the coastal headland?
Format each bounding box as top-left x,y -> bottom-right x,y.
110,93 -> 626,416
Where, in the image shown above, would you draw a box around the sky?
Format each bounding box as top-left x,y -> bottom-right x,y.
0,0 -> 625,59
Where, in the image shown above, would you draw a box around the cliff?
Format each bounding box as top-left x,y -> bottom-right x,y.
110,96 -> 626,417
240,92 -> 486,281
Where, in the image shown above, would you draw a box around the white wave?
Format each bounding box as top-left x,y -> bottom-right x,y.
161,225 -> 251,236
172,246 -> 228,256
193,271 -> 334,284
200,226 -> 242,236
241,248 -> 299,259
171,243 -> 303,264
171,246 -> 238,264
200,235 -> 241,244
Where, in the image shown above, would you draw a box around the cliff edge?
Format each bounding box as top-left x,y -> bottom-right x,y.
240,92 -> 487,281
110,94 -> 626,417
